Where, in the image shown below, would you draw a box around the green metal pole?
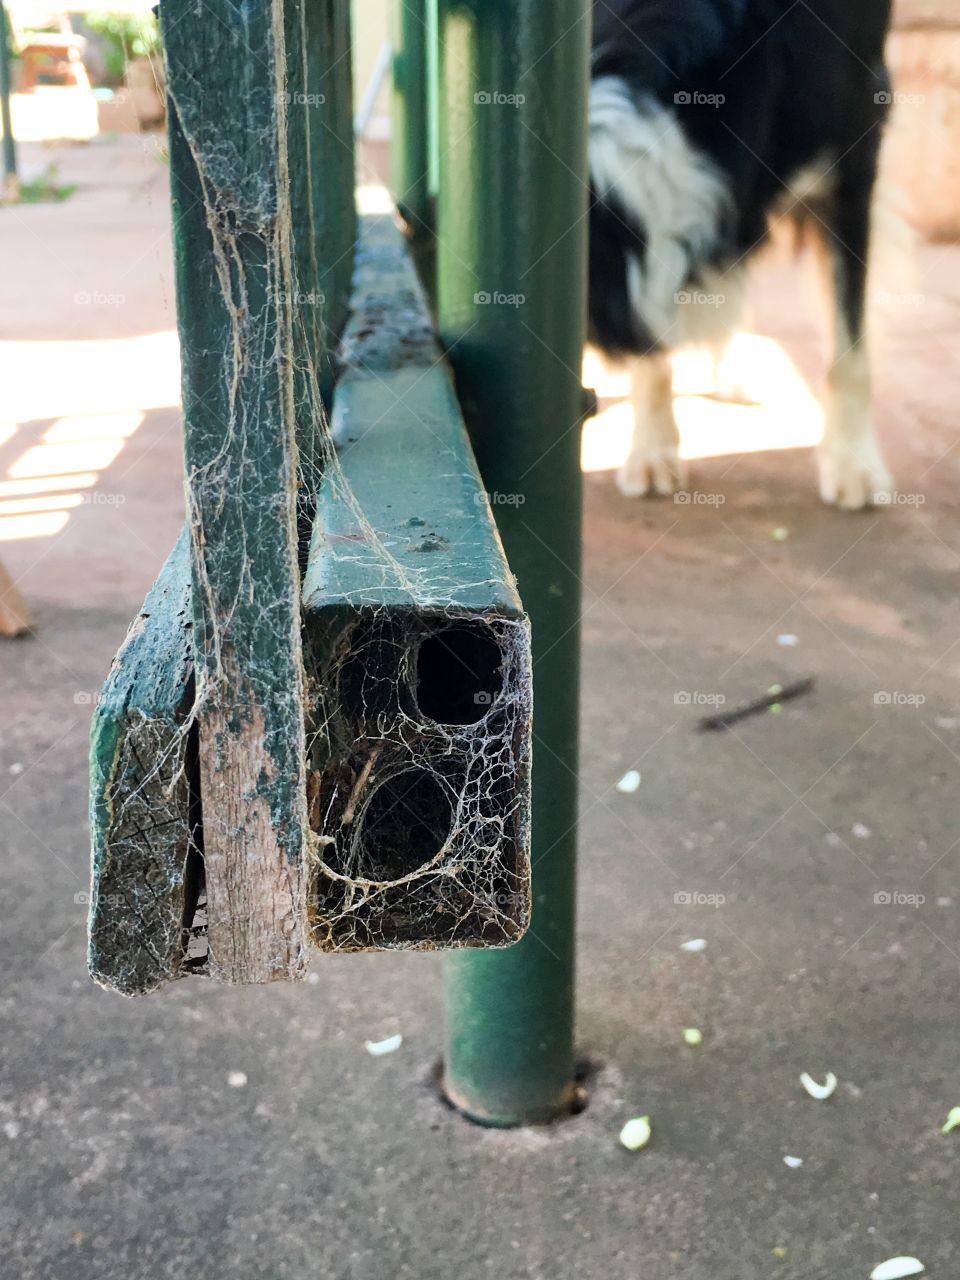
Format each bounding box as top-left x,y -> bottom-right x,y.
285,0 -> 354,453
436,0 -> 590,1126
0,0 -> 17,201
390,0 -> 432,238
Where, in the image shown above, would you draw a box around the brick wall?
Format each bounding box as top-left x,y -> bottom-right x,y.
887,1 -> 960,238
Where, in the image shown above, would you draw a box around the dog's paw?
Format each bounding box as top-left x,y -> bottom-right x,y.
817,438 -> 893,511
617,447 -> 688,498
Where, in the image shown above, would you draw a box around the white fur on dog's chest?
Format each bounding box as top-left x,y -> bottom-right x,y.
589,75 -> 742,348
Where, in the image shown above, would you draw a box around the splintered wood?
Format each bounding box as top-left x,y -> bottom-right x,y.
163,0 -> 310,983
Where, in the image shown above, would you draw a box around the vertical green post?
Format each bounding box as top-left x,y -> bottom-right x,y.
390,0 -> 432,237
284,0 -> 355,454
0,0 -> 17,200
435,0 -> 591,1125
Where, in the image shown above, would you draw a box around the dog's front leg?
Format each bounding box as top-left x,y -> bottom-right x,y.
618,352 -> 688,497
816,174 -> 894,510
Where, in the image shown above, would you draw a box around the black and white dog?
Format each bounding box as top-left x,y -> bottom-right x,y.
588,0 -> 895,509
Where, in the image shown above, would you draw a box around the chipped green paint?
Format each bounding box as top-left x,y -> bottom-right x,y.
163,0 -> 309,983
88,530 -> 200,995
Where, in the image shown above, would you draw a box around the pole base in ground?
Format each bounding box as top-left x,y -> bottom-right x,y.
441,1074 -> 580,1129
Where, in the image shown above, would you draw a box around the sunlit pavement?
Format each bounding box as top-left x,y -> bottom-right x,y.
2,136 -> 960,1279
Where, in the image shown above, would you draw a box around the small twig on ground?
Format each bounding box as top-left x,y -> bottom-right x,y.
699,677 -> 815,732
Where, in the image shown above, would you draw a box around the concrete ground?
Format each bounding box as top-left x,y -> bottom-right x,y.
1,136 -> 959,1280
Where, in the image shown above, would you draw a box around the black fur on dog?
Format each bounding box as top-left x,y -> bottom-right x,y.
588,0 -> 894,359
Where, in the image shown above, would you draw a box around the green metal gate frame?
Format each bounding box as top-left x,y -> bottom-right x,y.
87,0 -> 590,1129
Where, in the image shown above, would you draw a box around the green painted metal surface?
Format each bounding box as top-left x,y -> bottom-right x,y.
303,214 -> 533,951
390,0 -> 432,238
0,0 -> 16,190
284,0 -> 356,439
435,0 -> 591,1125
303,222 -> 520,615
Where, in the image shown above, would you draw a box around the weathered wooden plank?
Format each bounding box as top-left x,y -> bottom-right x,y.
88,529 -> 202,995
163,0 -> 309,984
0,558 -> 29,637
302,216 -> 533,952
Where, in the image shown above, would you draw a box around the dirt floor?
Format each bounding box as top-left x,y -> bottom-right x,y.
1,136 -> 958,1280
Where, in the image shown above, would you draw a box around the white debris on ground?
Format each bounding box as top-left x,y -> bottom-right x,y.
683,1028 -> 703,1046
619,1116 -> 651,1151
799,1071 -> 838,1101
869,1258 -> 925,1280
616,769 -> 641,794
782,1155 -> 803,1169
227,1071 -> 248,1089
852,823 -> 872,839
679,939 -> 707,953
365,1034 -> 403,1057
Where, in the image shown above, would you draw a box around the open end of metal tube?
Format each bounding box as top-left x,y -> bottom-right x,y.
356,768 -> 454,880
415,622 -> 505,725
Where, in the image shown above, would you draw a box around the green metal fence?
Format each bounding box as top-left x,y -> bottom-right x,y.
88,0 -> 590,1128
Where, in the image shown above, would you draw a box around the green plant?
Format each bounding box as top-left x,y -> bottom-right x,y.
18,164 -> 76,203
84,11 -> 160,84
